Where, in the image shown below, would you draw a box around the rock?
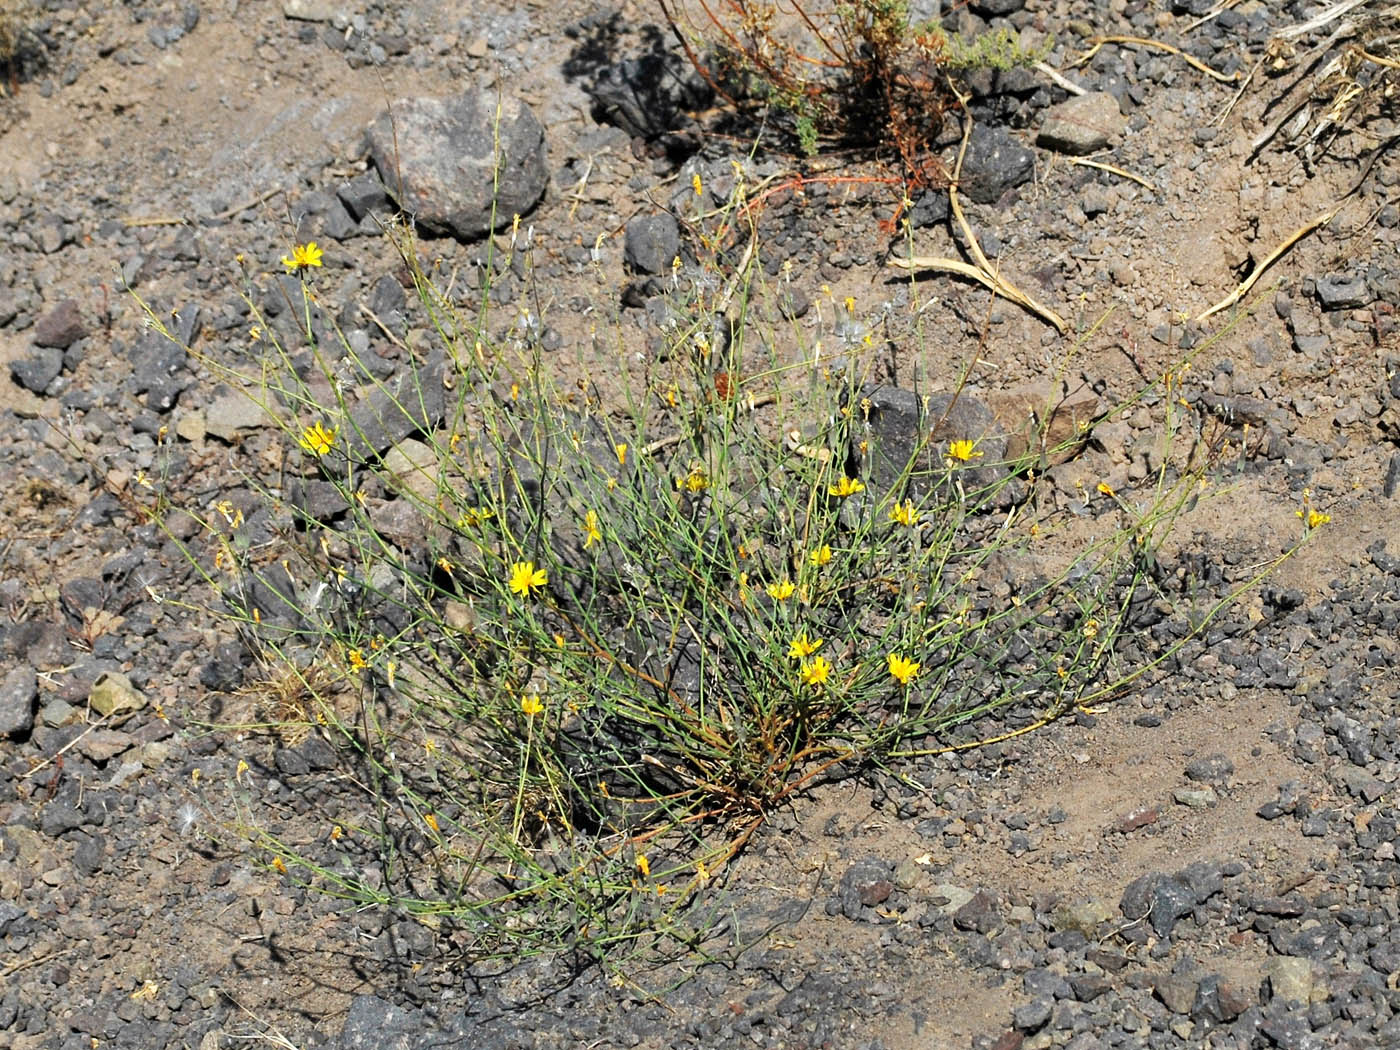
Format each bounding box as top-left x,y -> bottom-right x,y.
1037,93 -> 1126,155
953,890 -> 1002,933
1192,974 -> 1255,1023
77,729 -> 135,763
983,380 -> 1099,468
337,172 -> 392,222
1121,869 -> 1217,939
1314,273 -> 1369,311
959,123 -> 1035,205
344,353 -> 446,460
835,857 -> 896,918
854,383 -> 1010,504
203,389 -> 268,441
89,672 -> 146,717
11,346 -> 63,393
336,994 -> 430,1050
1184,753 -> 1234,784
1265,957 -> 1314,1005
1013,996 -> 1052,1031
972,0 -> 1026,14
0,666 -> 37,736
283,0 -> 339,21
366,92 -> 548,241
382,439 -> 440,502
588,51 -> 712,142
623,212 -> 680,275
1173,786 -> 1217,808
1052,899 -> 1114,936
1154,972 -> 1200,1014
40,802 -> 85,837
33,300 -> 88,349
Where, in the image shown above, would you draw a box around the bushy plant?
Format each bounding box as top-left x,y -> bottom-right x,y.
135,172 -> 1308,967
659,0 -> 1049,172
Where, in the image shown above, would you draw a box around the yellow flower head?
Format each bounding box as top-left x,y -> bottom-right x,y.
636,853 -> 651,877
678,467 -> 708,493
582,509 -> 602,548
1097,481 -> 1116,498
615,443 -> 628,466
809,544 -> 833,567
347,648 -> 368,672
508,560 -> 548,597
281,242 -> 324,273
887,652 -> 920,686
889,500 -> 919,527
298,421 -> 336,457
788,631 -> 823,660
828,476 -> 865,498
691,172 -> 703,196
521,695 -> 543,717
767,578 -> 796,601
1296,506 -> 1330,529
948,439 -> 982,462
799,655 -> 831,688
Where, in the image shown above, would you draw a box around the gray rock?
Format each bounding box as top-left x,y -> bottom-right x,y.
835,857 -> 895,919
1192,974 -> 1254,1023
1037,92 -> 1126,155
336,994 -> 432,1050
0,666 -> 37,736
960,123 -> 1035,205
972,0 -> 1025,14
854,383 -> 1009,504
366,92 -> 548,241
623,212 -> 680,275
1184,752 -> 1234,784
1315,273 -> 1369,311
344,353 -> 446,460
1259,1014 -> 1321,1050
1173,786 -> 1217,808
204,389 -> 269,441
588,52 -> 712,142
1013,995 -> 1053,1030
40,801 -> 85,837
338,172 -> 392,222
10,346 -> 63,393
33,300 -> 88,348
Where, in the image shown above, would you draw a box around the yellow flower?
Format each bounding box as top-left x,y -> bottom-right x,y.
692,172 -> 703,196
280,242 -> 323,272
249,325 -> 262,341
844,295 -> 856,314
636,853 -> 651,877
424,812 -> 440,833
271,857 -> 287,875
1082,619 -> 1099,639
696,860 -> 709,880
615,443 -> 628,466
347,649 -> 368,672
828,476 -> 865,498
330,824 -> 343,841
887,652 -> 920,686
1097,481 -> 1116,497
508,560 -> 548,597
809,544 -> 833,567
799,655 -> 831,688
889,500 -> 919,527
521,695 -> 544,717
788,631 -> 823,660
678,467 -> 708,493
948,439 -> 982,462
767,578 -> 796,601
1296,506 -> 1330,529
298,421 -> 336,456
582,509 -> 602,548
